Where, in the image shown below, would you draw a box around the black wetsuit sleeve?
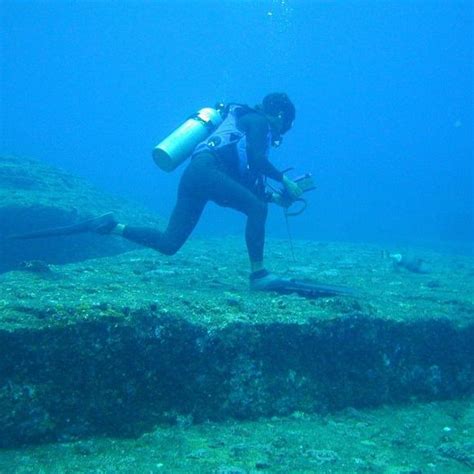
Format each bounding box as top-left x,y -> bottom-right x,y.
239,112 -> 284,182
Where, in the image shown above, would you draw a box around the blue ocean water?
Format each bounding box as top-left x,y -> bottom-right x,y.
1,0 -> 472,250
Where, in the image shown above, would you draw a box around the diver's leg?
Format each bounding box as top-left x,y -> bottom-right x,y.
121,194 -> 205,255
205,170 -> 268,271
116,159 -> 207,255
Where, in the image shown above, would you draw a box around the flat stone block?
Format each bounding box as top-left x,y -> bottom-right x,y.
0,238 -> 472,447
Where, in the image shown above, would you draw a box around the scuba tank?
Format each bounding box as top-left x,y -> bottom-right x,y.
153,107 -> 223,172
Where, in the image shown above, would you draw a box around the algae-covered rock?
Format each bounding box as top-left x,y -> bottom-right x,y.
0,237 -> 472,448
0,155 -> 163,272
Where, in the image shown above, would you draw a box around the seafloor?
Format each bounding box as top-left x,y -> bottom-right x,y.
0,399 -> 473,473
0,156 -> 473,472
0,237 -> 473,472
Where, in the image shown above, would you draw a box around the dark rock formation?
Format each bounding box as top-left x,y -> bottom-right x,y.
0,155 -> 162,273
0,312 -> 472,447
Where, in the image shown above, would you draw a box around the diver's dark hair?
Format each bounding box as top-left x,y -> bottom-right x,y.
261,92 -> 295,133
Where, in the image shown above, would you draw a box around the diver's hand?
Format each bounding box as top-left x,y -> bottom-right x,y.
271,192 -> 288,207
282,175 -> 303,200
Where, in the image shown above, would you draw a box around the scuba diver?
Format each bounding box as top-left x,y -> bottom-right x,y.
11,92 -> 355,297
98,92 -> 302,291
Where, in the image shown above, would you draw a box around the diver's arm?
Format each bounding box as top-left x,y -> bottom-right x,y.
256,156 -> 284,182
254,154 -> 302,200
242,112 -> 302,199
242,113 -> 284,182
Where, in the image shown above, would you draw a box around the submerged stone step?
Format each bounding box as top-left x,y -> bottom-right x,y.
0,240 -> 472,447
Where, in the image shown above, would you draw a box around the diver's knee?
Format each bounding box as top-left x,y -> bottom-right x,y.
160,245 -> 178,256
159,240 -> 182,256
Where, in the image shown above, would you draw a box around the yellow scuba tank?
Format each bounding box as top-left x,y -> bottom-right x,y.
152,107 -> 223,172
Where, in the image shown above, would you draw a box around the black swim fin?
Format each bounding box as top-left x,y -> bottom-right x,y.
251,273 -> 355,298
271,278 -> 355,298
8,213 -> 117,239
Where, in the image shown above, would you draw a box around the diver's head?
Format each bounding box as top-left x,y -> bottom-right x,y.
261,92 -> 296,146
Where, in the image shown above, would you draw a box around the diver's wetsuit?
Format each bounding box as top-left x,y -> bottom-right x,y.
122,110 -> 283,261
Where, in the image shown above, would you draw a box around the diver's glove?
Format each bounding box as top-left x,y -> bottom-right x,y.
271,192 -> 292,208
282,175 -> 303,200
271,175 -> 304,208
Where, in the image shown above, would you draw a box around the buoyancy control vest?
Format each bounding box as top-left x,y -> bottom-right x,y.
193,104 -> 271,177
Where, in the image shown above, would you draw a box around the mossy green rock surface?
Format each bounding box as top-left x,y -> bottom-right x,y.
0,235 -> 472,448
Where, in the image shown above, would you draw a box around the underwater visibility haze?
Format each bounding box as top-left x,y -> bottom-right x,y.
1,1 -> 474,473
2,0 -> 472,249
